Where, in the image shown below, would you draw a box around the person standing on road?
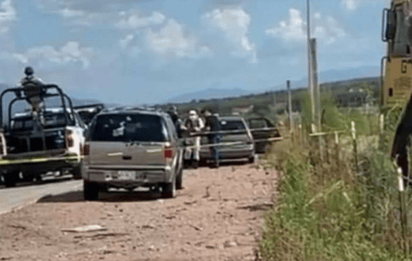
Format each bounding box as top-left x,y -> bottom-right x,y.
182,110 -> 204,168
203,110 -> 221,168
167,106 -> 183,138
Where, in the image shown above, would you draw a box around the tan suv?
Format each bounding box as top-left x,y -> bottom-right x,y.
81,108 -> 184,200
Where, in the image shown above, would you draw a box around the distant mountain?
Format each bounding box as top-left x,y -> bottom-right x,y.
164,66 -> 380,104
167,88 -> 249,103
260,66 -> 380,92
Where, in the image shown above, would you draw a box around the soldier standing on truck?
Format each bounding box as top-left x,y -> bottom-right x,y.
19,67 -> 46,126
19,67 -> 45,113
182,110 -> 204,168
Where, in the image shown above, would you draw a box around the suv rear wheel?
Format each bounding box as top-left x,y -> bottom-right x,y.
162,176 -> 176,198
83,180 -> 99,200
176,168 -> 183,190
3,173 -> 18,187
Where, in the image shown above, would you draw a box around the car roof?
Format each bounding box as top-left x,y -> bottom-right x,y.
219,116 -> 246,121
97,108 -> 168,118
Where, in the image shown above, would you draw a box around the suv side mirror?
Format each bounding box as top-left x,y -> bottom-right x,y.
383,9 -> 396,42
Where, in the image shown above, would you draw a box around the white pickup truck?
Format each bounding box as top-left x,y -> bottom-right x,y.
0,84 -> 88,187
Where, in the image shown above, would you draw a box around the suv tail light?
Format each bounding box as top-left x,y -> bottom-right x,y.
164,147 -> 173,158
66,129 -> 74,148
163,146 -> 174,162
82,143 -> 90,156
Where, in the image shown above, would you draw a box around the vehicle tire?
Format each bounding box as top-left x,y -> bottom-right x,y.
83,180 -> 99,200
183,159 -> 191,169
199,158 -> 207,167
176,168 -> 183,190
72,165 -> 82,180
248,154 -> 256,164
33,174 -> 43,183
162,176 -> 176,198
3,173 -> 17,188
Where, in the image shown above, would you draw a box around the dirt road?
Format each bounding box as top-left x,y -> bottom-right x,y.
0,162 -> 277,261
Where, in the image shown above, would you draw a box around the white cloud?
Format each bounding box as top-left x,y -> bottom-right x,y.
3,41 -> 94,69
341,0 -> 381,10
59,7 -> 85,18
55,7 -> 100,27
116,11 -> 165,29
342,0 -> 357,10
265,9 -> 346,45
119,34 -> 135,49
203,7 -> 257,63
0,0 -> 16,34
265,9 -> 306,42
146,19 -> 211,59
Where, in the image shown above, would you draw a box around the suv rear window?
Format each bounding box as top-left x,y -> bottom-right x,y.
220,120 -> 246,131
90,114 -> 168,142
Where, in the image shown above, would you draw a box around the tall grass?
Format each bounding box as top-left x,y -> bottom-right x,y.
260,97 -> 412,260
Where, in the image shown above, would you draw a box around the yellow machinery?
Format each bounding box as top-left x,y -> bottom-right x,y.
384,1 -> 412,181
382,0 -> 412,109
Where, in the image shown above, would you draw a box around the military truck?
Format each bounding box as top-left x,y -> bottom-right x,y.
0,84 -> 87,187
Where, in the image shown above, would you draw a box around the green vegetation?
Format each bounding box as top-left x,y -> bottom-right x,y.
259,96 -> 412,260
159,77 -> 379,127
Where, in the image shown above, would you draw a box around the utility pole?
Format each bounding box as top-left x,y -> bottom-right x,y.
287,80 -> 293,132
310,38 -> 321,131
307,0 -> 315,127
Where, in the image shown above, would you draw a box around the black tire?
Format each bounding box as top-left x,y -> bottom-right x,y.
33,174 -> 43,184
176,168 -> 183,190
248,154 -> 256,164
199,158 -> 208,167
3,173 -> 17,188
72,165 -> 82,180
162,176 -> 176,198
183,159 -> 191,169
83,180 -> 99,200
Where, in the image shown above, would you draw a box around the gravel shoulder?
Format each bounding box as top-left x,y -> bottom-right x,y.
0,162 -> 277,261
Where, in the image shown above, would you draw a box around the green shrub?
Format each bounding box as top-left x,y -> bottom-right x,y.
260,100 -> 411,260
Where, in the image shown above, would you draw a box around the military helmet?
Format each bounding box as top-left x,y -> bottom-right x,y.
24,66 -> 34,76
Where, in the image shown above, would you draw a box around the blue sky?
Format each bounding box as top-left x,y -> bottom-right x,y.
0,0 -> 389,105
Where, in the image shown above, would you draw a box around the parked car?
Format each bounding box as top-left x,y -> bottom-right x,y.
247,117 -> 281,154
81,107 -> 184,200
199,116 -> 255,164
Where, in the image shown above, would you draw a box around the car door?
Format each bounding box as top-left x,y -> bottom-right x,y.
164,115 -> 182,171
247,118 -> 280,153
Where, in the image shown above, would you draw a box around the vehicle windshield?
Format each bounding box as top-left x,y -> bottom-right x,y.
90,114 -> 168,142
220,120 -> 246,131
393,4 -> 412,55
11,112 -> 72,131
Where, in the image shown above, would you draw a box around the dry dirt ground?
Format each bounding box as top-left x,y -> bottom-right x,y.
0,162 -> 277,261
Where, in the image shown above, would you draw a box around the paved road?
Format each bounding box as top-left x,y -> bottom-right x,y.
0,179 -> 82,215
